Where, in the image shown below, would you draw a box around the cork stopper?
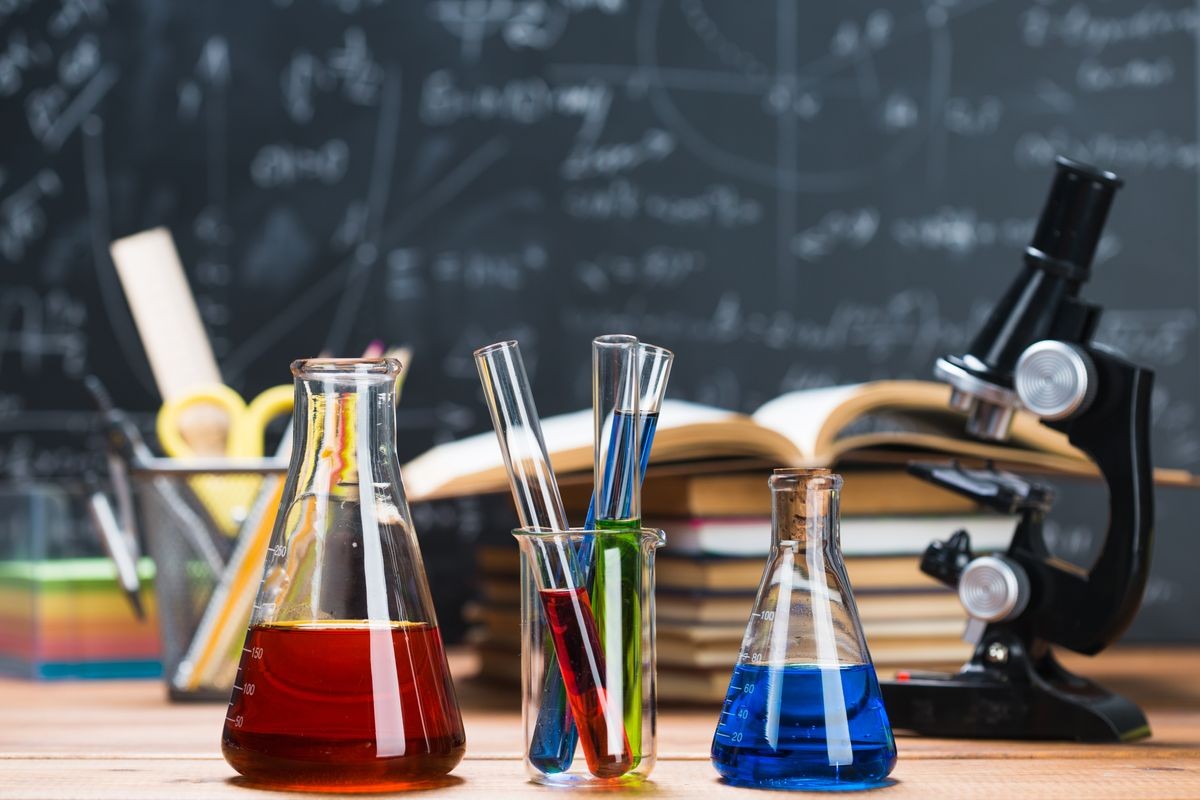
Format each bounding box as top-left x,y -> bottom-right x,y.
769,468 -> 842,545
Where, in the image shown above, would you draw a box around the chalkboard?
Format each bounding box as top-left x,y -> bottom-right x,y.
2,0 -> 1198,640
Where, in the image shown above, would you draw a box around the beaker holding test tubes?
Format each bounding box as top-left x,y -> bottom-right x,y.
527,337 -> 674,775
476,337 -> 667,785
514,526 -> 664,785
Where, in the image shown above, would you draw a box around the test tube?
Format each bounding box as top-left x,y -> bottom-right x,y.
592,334 -> 641,527
476,341 -> 624,778
474,341 -> 569,531
585,342 -> 674,529
529,340 -> 674,772
589,335 -> 646,768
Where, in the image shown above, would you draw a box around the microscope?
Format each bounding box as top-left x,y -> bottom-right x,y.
880,157 -> 1155,741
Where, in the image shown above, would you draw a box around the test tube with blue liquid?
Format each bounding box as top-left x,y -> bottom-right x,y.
527,338 -> 673,773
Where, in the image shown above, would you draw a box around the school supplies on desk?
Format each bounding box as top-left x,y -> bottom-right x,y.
0,484 -> 160,680
85,490 -> 145,620
110,228 -> 222,400
156,384 -> 293,536
110,228 -> 234,459
0,557 -> 160,680
173,477 -> 285,693
157,385 -> 294,460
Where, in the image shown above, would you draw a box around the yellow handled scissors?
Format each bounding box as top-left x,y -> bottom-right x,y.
157,384 -> 293,459
156,384 -> 293,535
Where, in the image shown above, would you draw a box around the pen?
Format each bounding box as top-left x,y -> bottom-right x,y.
86,490 -> 145,620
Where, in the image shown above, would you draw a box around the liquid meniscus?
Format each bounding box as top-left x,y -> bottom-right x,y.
222,621 -> 465,790
539,587 -> 632,779
711,662 -> 896,789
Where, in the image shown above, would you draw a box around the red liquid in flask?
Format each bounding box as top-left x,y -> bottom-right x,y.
539,587 -> 632,778
221,621 -> 465,790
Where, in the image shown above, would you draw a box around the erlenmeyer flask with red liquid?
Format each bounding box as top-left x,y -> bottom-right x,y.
221,358 -> 465,791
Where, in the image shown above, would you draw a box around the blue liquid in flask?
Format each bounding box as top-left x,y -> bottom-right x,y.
711,662 -> 897,790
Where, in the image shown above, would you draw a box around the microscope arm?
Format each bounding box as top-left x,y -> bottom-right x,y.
1024,347 -> 1155,655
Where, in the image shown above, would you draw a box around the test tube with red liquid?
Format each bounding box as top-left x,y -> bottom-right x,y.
476,342 -> 631,779
524,538 -> 631,778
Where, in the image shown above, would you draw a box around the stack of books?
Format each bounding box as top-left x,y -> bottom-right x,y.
469,470 -> 1016,702
401,379 -> 1196,702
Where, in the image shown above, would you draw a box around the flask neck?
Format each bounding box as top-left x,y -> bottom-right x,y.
290,359 -> 402,497
770,469 -> 842,550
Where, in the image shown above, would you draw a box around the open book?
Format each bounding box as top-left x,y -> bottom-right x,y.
403,380 -> 1195,501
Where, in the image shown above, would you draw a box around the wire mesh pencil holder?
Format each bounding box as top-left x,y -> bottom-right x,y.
513,527 -> 664,786
123,458 -> 286,701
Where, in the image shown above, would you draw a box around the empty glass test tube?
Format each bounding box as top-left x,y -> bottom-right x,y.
474,341 -> 570,532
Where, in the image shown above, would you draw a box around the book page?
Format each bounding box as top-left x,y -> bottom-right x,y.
656,399 -> 740,428
402,408 -> 592,501
403,399 -> 735,500
749,384 -> 867,461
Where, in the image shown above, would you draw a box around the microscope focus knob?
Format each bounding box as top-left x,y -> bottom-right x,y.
1015,340 -> 1097,420
958,555 -> 1030,623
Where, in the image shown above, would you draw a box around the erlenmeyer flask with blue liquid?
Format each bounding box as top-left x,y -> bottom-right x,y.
711,469 -> 897,789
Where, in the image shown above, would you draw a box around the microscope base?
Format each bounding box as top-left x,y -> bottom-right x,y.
881,645 -> 1150,742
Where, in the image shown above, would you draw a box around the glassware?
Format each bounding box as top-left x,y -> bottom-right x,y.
592,334 -> 641,529
515,527 -> 664,786
475,340 -> 589,775
221,358 -> 465,791
587,335 -> 656,772
474,341 -> 570,532
583,341 -> 674,531
533,340 -> 673,773
710,469 -> 897,789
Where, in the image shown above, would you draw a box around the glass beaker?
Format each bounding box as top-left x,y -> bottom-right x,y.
221,358 -> 465,791
514,527 -> 664,786
529,339 -> 675,774
711,469 -> 897,789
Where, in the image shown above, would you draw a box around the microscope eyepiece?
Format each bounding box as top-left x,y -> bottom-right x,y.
935,155 -> 1124,441
1026,156 -> 1123,277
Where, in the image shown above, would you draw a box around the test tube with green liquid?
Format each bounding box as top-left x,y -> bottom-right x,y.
590,335 -> 644,768
527,339 -> 673,773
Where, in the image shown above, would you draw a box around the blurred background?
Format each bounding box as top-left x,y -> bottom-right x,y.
1,0 -> 1198,690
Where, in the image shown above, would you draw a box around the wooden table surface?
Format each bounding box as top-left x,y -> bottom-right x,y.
1,647 -> 1198,799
